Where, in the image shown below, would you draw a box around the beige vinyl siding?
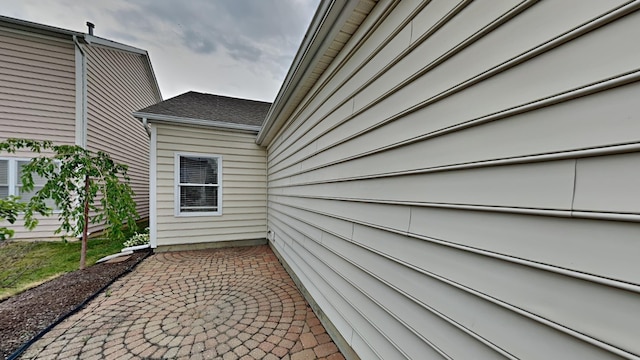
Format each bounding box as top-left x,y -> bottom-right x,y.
0,27 -> 75,240
0,217 -> 67,240
85,45 -> 160,223
155,124 -> 266,247
0,189 -> 66,240
0,28 -> 75,144
266,1 -> 640,359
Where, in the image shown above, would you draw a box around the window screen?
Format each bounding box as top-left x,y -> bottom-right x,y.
177,155 -> 221,214
0,160 -> 8,198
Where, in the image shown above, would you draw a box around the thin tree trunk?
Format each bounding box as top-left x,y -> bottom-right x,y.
80,175 -> 90,270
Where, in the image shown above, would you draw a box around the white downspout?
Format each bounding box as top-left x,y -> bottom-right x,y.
149,124 -> 158,249
73,35 -> 87,148
142,117 -> 151,137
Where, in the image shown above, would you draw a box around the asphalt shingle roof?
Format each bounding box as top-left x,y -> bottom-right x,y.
138,91 -> 272,127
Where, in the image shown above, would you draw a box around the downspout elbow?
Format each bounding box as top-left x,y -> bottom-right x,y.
142,117 -> 151,137
72,35 -> 85,55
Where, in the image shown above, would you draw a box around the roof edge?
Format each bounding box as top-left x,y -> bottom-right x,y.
0,14 -> 81,38
84,35 -> 147,55
256,0 -> 355,146
133,112 -> 261,133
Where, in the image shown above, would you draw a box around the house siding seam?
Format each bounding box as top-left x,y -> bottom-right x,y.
85,45 -> 159,227
265,1 -> 640,359
155,124 -> 267,247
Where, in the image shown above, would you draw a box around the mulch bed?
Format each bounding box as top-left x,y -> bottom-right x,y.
0,250 -> 150,359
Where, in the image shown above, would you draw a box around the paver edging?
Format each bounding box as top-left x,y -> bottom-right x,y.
153,238 -> 267,253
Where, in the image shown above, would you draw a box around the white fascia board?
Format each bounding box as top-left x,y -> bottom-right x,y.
133,112 -> 261,133
256,0 -> 357,146
144,55 -> 163,101
84,35 -> 147,55
0,14 -> 81,39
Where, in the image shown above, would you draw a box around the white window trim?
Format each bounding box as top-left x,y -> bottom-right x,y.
0,157 -> 61,213
174,152 -> 223,217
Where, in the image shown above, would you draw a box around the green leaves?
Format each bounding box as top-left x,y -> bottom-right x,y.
0,138 -> 139,246
0,196 -> 27,241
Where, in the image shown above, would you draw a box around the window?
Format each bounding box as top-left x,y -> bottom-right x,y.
0,160 -> 8,198
175,153 -> 222,216
0,158 -> 56,209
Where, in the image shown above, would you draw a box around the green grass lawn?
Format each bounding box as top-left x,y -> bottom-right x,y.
0,233 -> 137,300
0,218 -> 148,300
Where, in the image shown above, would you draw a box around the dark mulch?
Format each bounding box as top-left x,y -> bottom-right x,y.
0,250 -> 150,359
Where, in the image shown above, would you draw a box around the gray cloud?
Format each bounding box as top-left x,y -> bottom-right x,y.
182,28 -> 217,54
114,0 -> 316,61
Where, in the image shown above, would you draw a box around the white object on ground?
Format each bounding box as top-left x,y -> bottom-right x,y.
121,244 -> 150,253
96,250 -> 133,264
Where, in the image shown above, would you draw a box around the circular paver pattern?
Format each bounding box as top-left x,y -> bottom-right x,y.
20,245 -> 345,360
125,279 -> 303,358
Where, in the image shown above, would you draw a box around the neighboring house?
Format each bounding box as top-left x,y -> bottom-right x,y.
134,91 -> 270,251
0,15 -> 162,239
254,1 -> 640,359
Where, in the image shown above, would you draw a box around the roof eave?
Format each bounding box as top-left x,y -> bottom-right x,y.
0,14 -> 82,39
256,0 -> 358,146
134,112 -> 261,133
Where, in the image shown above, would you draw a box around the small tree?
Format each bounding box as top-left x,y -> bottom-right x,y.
1,197 -> 27,240
0,138 -> 138,269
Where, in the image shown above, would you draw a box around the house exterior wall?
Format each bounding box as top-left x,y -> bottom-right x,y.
85,45 -> 160,224
0,26 -> 76,239
265,1 -> 640,359
153,123 -> 267,248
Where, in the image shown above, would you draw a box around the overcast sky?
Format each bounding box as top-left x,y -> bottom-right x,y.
0,0 -> 320,102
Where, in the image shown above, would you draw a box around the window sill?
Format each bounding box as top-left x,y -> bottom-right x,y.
174,211 -> 222,217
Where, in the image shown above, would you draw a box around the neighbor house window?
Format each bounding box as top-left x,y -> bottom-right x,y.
0,160 -> 8,198
175,153 -> 222,216
0,158 -> 56,209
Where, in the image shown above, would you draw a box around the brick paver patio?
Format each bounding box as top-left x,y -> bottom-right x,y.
21,245 -> 344,360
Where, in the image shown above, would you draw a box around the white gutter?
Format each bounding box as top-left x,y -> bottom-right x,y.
0,14 -> 81,38
73,35 -> 88,148
84,35 -> 147,54
133,112 -> 262,133
256,0 -> 357,146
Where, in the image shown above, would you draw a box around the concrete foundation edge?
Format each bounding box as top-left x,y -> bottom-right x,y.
154,238 -> 267,253
269,241 -> 361,360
